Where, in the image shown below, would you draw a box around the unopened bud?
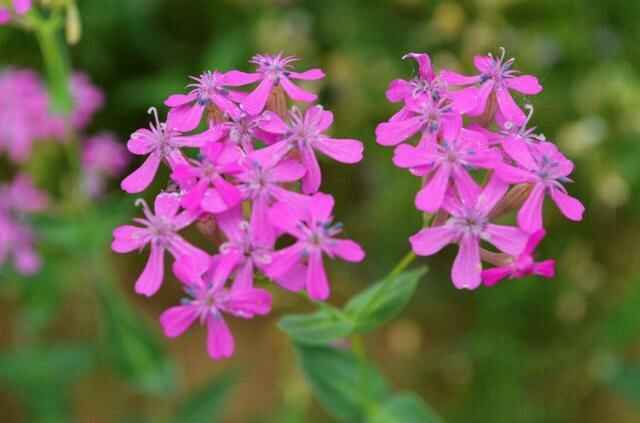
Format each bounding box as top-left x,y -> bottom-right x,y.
65,0 -> 82,45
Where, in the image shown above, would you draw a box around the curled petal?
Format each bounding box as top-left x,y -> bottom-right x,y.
550,188 -> 584,222
121,153 -> 161,194
134,245 -> 165,297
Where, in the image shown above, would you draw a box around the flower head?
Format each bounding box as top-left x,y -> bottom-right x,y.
266,193 -> 365,300
111,193 -> 209,296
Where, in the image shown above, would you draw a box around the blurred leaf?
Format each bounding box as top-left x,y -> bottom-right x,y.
97,281 -> 175,395
0,344 -> 94,422
608,362 -> 640,406
295,344 -> 389,421
597,279 -> 640,347
174,370 -> 236,423
368,393 -> 443,423
279,309 -> 354,346
345,267 -> 426,332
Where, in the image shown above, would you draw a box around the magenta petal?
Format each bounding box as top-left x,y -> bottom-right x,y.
201,189 -> 229,213
518,183 -> 546,233
134,246 -> 165,297
304,106 -> 334,132
416,165 -> 451,213
0,9 -> 10,24
502,137 -> 537,170
532,260 -> 555,278
476,174 -> 508,215
164,93 -> 196,108
266,243 -> 304,279
271,159 -> 307,182
288,69 -> 325,80
259,112 -> 289,134
481,267 -> 511,286
313,137 -> 363,164
393,143 -> 432,169
452,166 -> 481,207
121,153 -> 161,194
280,77 -> 317,102
440,70 -> 480,86
308,193 -> 335,223
112,225 -> 148,253
160,305 -> 198,338
206,315 -> 234,360
448,87 -> 479,114
496,87 -> 526,125
451,235 -> 481,290
473,55 -> 493,73
231,260 -> 254,291
404,52 -> 434,80
224,288 -> 272,316
242,78 -> 274,115
550,188 -> 584,222
331,239 -> 365,262
483,224 -> 528,256
469,81 -> 494,116
13,0 -> 31,14
223,71 -> 262,86
523,229 -> 546,256
301,147 -> 322,194
506,75 -> 542,95
409,226 -> 457,256
167,103 -> 205,132
127,129 -> 157,155
386,79 -> 411,102
307,250 -> 330,301
154,192 -> 181,218
495,163 -> 534,184
213,178 -> 242,207
375,116 -> 423,146
212,250 -> 243,289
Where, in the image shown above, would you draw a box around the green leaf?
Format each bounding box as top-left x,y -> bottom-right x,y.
97,282 -> 175,395
174,370 -> 237,423
345,267 -> 426,332
295,344 -> 389,421
368,393 -> 443,423
279,309 -> 354,345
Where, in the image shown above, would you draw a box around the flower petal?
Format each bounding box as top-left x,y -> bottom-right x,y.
307,250 -> 330,301
375,116 -> 423,146
550,188 -> 584,222
112,225 -> 148,253
415,164 -> 451,213
506,75 -> 542,95
330,239 -> 365,262
451,235 -> 481,290
134,245 -> 165,297
517,183 -> 546,233
242,78 -> 274,115
121,153 -> 161,194
280,77 -> 317,102
483,224 -> 528,255
160,305 -> 198,338
206,315 -> 234,360
313,137 -> 363,164
409,225 -> 457,256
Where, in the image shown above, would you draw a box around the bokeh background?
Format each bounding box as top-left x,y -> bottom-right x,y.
2,0 -> 640,421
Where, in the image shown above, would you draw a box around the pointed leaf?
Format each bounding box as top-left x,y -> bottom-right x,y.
279,310 -> 355,345
368,393 -> 443,423
345,267 -> 427,332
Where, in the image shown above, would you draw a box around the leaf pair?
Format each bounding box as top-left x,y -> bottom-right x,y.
280,267 -> 427,346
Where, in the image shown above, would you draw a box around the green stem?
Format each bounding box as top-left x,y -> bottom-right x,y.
387,250 -> 417,279
32,13 -> 73,114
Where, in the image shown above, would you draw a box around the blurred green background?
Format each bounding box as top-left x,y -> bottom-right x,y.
2,0 -> 640,421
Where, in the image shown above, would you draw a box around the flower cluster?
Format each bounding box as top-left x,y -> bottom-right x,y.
0,0 -> 31,25
0,68 -> 104,163
376,49 -> 584,289
0,174 -> 48,275
0,68 -> 123,275
113,53 -> 365,360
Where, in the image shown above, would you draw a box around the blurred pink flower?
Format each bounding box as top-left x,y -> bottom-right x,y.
0,0 -> 32,25
81,132 -> 129,197
70,72 -> 105,131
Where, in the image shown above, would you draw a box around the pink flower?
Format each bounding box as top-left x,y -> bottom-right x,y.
121,108 -> 208,194
211,207 -> 274,291
409,176 -> 528,289
266,193 -> 365,300
165,71 -> 244,132
0,0 -> 32,25
82,132 -> 129,177
221,109 -> 282,153
0,174 -> 48,275
393,127 -> 499,212
160,256 -> 272,360
496,141 -> 584,233
0,69 -> 53,162
235,147 -> 307,241
111,193 -> 210,297
375,94 -> 462,147
259,106 -> 364,193
170,140 -> 243,213
441,48 -> 542,125
482,230 -> 555,286
224,53 -> 325,115
82,133 -> 129,198
70,72 -> 104,130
